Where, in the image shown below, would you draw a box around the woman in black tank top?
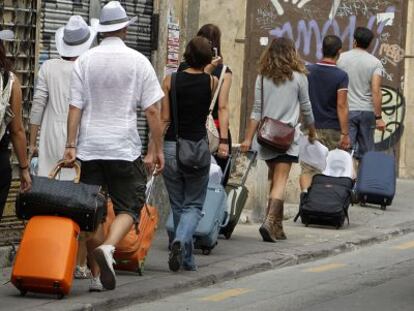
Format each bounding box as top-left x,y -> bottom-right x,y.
178,24 -> 233,185
160,37 -> 218,272
0,36 -> 32,219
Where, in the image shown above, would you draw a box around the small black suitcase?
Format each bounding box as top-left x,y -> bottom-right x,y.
356,151 -> 396,210
294,175 -> 353,229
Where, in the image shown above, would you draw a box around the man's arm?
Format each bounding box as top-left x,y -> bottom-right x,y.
372,74 -> 385,131
145,104 -> 164,174
337,90 -> 351,150
63,105 -> 82,164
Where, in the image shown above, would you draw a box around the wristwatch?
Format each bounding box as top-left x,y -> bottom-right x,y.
375,115 -> 383,120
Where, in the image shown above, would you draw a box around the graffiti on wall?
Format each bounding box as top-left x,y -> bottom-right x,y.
246,0 -> 406,149
375,86 -> 405,150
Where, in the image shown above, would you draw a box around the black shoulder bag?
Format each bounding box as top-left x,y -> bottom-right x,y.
170,73 -> 211,174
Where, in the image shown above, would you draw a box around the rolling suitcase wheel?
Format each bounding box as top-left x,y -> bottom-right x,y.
223,231 -> 232,240
57,293 -> 64,300
19,289 -> 27,297
202,248 -> 211,255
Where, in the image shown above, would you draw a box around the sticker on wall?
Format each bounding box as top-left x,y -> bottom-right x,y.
260,37 -> 269,46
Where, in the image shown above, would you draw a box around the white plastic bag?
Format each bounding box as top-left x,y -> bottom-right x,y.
323,149 -> 353,178
298,135 -> 329,171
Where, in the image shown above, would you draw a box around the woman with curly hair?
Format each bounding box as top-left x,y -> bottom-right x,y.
241,37 -> 316,242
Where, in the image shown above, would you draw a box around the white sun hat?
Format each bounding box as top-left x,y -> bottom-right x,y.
299,135 -> 329,171
94,1 -> 138,33
0,30 -> 14,41
323,149 -> 353,178
55,15 -> 97,58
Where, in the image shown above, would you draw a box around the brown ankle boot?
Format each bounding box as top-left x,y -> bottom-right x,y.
259,199 -> 279,243
274,200 -> 287,240
263,199 -> 271,221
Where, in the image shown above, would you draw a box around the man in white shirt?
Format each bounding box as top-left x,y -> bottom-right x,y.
64,1 -> 164,291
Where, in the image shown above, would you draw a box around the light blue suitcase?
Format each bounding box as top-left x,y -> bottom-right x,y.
166,183 -> 228,255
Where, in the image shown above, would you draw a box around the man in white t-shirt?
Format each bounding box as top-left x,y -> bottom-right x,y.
64,1 -> 164,291
337,27 -> 385,160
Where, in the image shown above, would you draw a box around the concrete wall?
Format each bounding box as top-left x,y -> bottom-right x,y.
399,0 -> 414,178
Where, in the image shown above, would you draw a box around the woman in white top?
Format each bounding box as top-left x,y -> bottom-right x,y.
241,38 -> 316,242
29,15 -> 96,178
28,15 -> 96,279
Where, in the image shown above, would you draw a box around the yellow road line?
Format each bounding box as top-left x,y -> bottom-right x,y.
304,263 -> 346,273
394,240 -> 414,250
200,288 -> 252,302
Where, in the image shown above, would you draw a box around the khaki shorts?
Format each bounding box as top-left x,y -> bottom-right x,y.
300,129 -> 341,177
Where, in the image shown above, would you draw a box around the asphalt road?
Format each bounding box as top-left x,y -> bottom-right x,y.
120,232 -> 414,311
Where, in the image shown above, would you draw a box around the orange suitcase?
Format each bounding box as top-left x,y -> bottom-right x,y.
104,173 -> 159,274
105,201 -> 159,275
11,216 -> 79,299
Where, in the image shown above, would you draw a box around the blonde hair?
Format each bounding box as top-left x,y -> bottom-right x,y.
258,37 -> 307,85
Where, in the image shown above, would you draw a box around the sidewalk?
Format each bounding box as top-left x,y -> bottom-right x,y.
2,179 -> 414,311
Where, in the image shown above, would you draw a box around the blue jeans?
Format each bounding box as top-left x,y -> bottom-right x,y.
163,141 -> 209,269
349,111 -> 376,159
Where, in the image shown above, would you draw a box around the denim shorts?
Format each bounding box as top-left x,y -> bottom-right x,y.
79,157 -> 147,223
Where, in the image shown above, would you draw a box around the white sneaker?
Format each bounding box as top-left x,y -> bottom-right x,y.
93,245 -> 116,290
89,276 -> 104,292
74,265 -> 92,279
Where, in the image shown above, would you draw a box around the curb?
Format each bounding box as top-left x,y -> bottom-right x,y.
38,220 -> 414,311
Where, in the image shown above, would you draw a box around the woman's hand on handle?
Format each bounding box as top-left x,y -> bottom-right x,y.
217,143 -> 229,158
19,168 -> 32,192
240,139 -> 252,153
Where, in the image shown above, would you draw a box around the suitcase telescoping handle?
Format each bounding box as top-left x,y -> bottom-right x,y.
231,144 -> 258,186
48,160 -> 81,183
145,168 -> 157,204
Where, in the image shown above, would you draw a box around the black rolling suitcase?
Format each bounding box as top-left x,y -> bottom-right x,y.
220,149 -> 257,239
356,151 -> 396,210
294,175 -> 353,229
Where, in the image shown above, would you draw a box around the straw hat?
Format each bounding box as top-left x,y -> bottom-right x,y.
55,15 -> 96,58
94,1 -> 137,33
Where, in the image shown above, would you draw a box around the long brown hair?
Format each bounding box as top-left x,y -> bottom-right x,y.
0,41 -> 12,72
258,37 -> 307,85
197,24 -> 222,58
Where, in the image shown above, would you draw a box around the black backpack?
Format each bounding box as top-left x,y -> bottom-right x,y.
294,175 -> 354,229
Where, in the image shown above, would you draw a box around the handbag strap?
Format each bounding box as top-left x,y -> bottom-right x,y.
171,72 -> 179,139
208,65 -> 227,113
48,160 -> 81,183
261,75 -> 264,119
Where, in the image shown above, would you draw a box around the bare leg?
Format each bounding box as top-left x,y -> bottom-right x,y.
103,213 -> 134,246
77,237 -> 88,267
86,224 -> 105,277
299,173 -> 312,192
269,162 -> 292,200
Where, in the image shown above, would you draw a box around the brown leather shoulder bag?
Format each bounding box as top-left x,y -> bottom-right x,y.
257,76 -> 295,153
